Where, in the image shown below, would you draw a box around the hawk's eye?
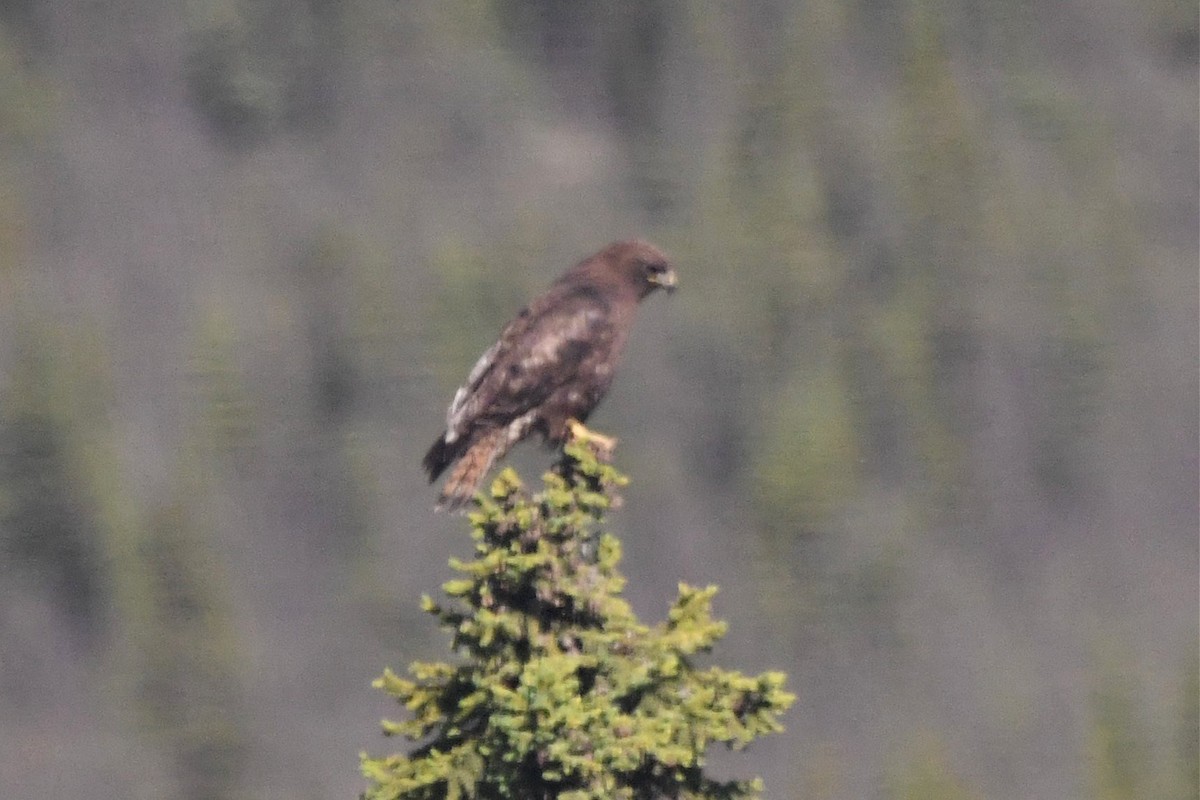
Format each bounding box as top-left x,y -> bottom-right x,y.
642,259 -> 676,291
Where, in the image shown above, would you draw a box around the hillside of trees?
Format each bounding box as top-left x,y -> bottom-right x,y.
0,2 -> 1195,799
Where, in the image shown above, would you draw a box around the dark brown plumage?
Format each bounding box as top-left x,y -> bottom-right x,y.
423,240 -> 676,511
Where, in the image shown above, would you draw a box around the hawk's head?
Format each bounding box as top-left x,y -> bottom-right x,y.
608,240 -> 677,300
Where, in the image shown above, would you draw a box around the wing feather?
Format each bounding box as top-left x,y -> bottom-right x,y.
445,340 -> 501,439
442,289 -> 611,441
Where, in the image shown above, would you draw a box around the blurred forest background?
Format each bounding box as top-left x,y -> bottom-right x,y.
0,1 -> 1195,799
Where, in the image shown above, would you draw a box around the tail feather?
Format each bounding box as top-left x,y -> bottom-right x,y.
435,428 -> 507,512
423,434 -> 463,482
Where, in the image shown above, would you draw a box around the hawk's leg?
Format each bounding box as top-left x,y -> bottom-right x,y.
566,418 -> 617,459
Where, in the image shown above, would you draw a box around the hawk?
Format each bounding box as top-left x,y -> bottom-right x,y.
423,240 -> 676,511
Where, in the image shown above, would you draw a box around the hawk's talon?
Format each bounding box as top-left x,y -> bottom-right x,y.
566,419 -> 618,456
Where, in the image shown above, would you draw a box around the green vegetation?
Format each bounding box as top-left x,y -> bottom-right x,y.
0,2 -> 1193,797
362,443 -> 794,799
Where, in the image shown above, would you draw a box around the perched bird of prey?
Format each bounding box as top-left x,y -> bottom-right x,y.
423,240 -> 676,511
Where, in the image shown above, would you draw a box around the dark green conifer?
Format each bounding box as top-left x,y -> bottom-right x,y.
361,438 -> 794,799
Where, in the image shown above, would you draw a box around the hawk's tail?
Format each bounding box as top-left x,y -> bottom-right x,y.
423,433 -> 464,483
435,428 -> 507,513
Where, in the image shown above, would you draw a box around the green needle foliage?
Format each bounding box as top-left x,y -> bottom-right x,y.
361,440 -> 795,800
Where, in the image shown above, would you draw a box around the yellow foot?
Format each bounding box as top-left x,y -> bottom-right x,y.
566,419 -> 618,456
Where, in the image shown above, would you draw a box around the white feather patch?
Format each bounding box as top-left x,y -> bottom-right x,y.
446,341 -> 502,435
505,410 -> 538,448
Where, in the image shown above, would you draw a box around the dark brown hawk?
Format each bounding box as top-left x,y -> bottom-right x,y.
423,240 -> 676,511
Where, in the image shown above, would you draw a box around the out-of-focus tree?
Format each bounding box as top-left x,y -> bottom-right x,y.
1179,651 -> 1200,800
0,0 -> 1192,797
185,0 -> 346,147
0,329 -> 105,633
886,735 -> 981,800
1086,655 -> 1151,800
132,494 -> 250,800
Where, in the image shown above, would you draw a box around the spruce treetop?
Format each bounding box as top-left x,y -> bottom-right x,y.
362,440 -> 794,799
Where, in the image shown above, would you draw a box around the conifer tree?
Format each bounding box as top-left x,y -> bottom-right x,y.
361,436 -> 794,799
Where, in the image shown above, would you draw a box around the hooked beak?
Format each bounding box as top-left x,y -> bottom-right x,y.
651,268 -> 678,293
